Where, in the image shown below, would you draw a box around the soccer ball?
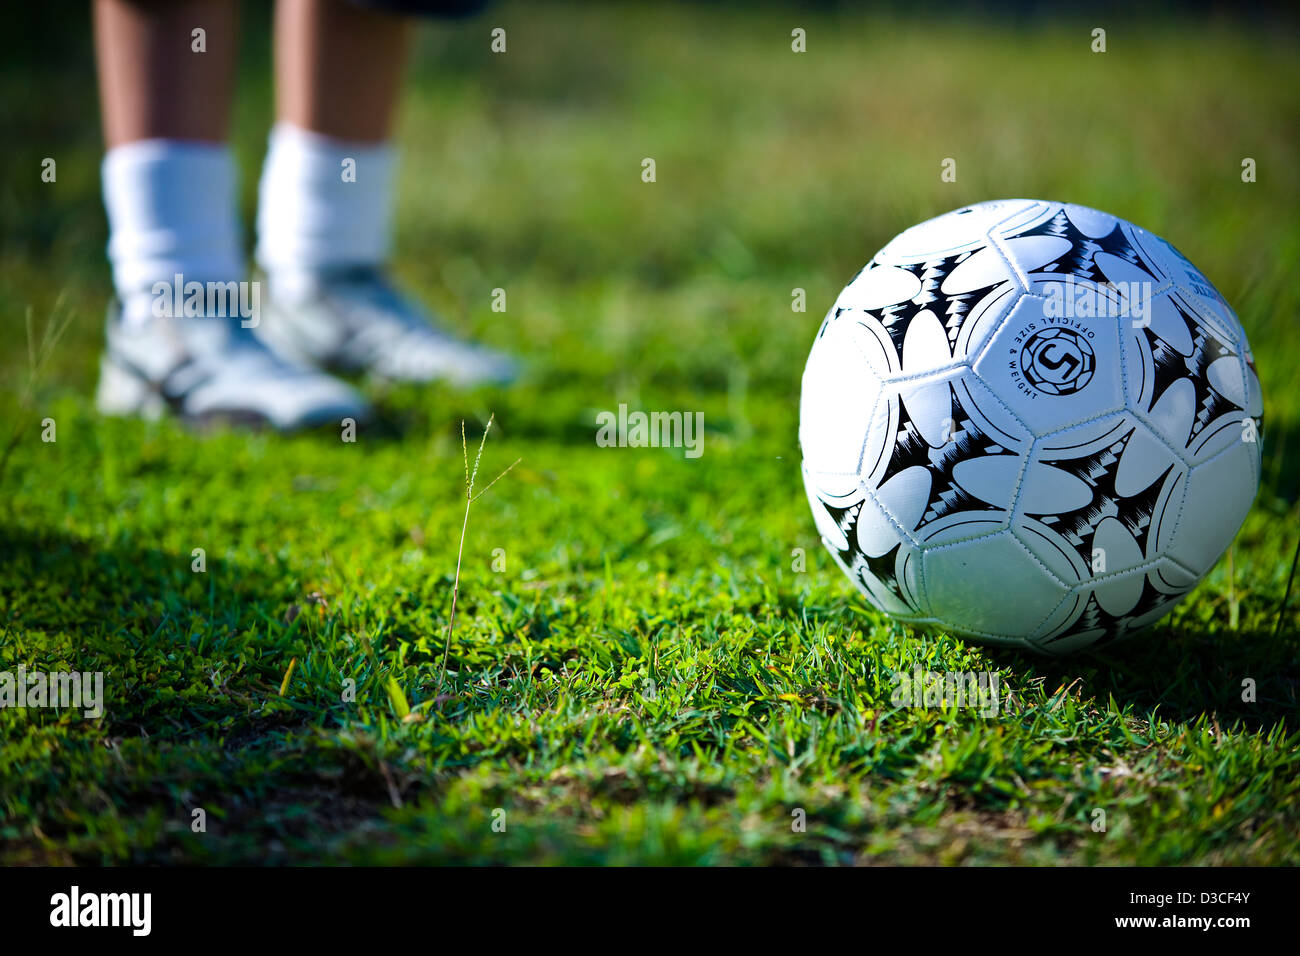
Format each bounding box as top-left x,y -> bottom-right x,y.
799,199 -> 1263,654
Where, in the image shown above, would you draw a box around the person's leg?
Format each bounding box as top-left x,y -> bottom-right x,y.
96,0 -> 242,319
273,0 -> 412,143
94,0 -> 368,430
255,0 -> 516,386
95,0 -> 238,148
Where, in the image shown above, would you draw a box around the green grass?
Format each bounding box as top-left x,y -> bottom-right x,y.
1,2 -> 1299,865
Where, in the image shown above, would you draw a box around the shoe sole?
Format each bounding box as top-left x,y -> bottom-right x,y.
96,352 -> 371,433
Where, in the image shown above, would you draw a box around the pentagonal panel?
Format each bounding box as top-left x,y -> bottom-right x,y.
972,290 -> 1125,437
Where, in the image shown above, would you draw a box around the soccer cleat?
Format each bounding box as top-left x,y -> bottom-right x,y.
255,267 -> 519,386
95,299 -> 371,431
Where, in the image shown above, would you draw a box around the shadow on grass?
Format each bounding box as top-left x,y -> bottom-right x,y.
789,587 -> 1298,733
362,381 -> 606,448
1256,410 -> 1300,505
0,524 -> 302,730
1009,624 -> 1298,733
0,523 -> 407,863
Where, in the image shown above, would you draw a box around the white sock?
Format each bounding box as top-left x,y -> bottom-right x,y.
102,140 -> 243,327
255,123 -> 396,303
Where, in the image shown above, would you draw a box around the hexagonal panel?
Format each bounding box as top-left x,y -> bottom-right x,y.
993,197 -> 1138,243
799,314 -> 891,482
1124,225 -> 1241,344
992,201 -> 1162,301
1187,408 -> 1253,466
1011,516 -> 1091,586
860,259 -> 1022,379
899,307 -> 961,376
836,258 -> 1023,381
972,288 -> 1125,437
801,464 -> 853,553
949,282 -> 1020,365
951,372 -> 1032,452
1190,347 -> 1252,464
876,200 -> 1039,263
1121,289 -> 1251,465
987,198 -> 1058,239
1164,438 -> 1258,577
1033,558 -> 1199,654
1150,557 -> 1200,595
921,531 -> 1071,640
819,496 -> 926,620
1243,348 -> 1264,419
868,371 -> 1031,538
993,234 -> 1076,281
1015,414 -> 1185,578
1122,328 -> 1197,453
1057,202 -> 1121,239
833,261 -> 922,314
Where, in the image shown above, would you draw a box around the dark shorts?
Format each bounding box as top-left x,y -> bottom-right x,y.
345,0 -> 492,17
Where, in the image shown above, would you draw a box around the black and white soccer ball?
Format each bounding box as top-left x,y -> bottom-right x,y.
799,199 -> 1263,654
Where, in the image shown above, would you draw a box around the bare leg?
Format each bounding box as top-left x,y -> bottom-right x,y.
94,0 -> 239,148
273,0 -> 413,143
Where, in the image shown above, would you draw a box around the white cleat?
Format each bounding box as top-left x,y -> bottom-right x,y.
255,267 -> 519,387
95,300 -> 371,431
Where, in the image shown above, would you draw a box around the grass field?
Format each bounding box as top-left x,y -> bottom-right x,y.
2,2 -> 1299,865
